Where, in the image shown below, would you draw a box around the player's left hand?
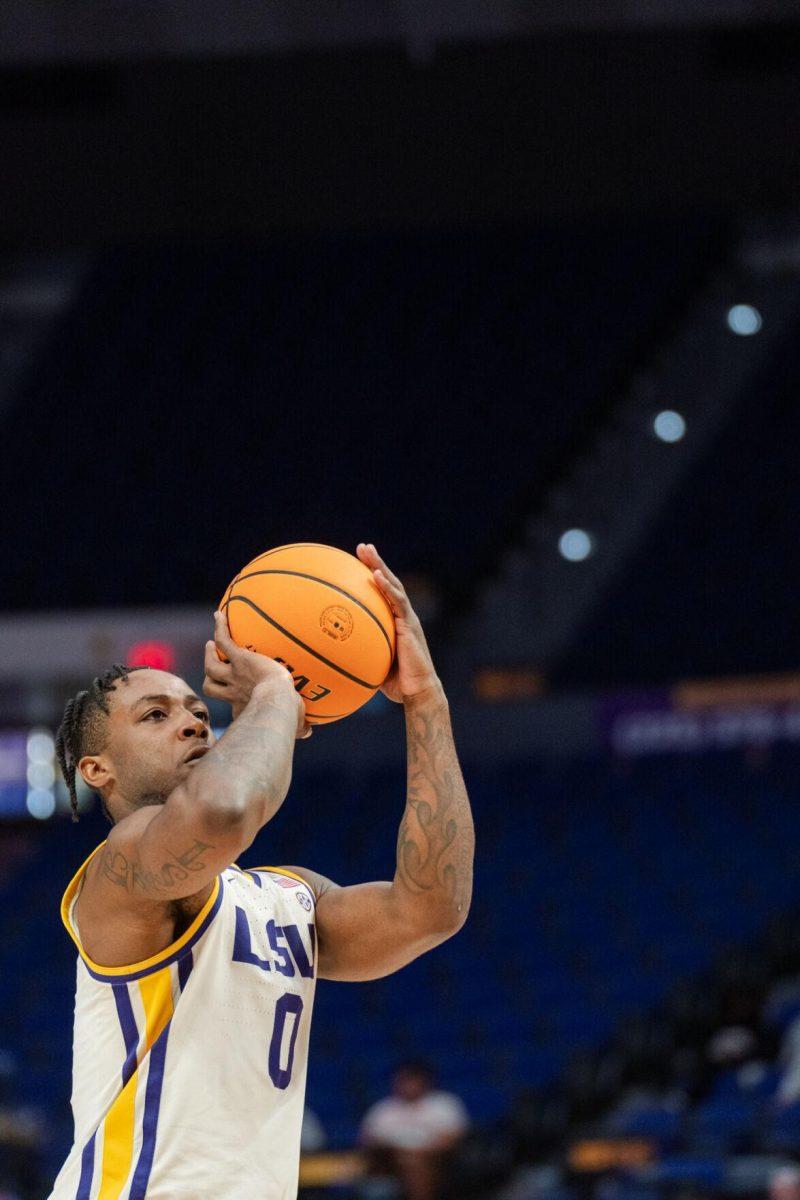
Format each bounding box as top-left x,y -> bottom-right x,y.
356,543 -> 443,705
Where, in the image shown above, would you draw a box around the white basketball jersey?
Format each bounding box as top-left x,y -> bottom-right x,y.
48,844 -> 318,1200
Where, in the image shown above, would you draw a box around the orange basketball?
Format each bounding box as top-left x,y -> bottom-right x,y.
220,543 -> 396,724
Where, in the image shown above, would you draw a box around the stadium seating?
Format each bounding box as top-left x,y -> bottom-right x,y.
558,314 -> 800,687
5,740 -> 800,1177
0,222 -> 722,610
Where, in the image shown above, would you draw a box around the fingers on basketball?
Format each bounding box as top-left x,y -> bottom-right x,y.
374,569 -> 408,617
213,609 -> 237,662
359,545 -> 409,617
204,639 -> 230,684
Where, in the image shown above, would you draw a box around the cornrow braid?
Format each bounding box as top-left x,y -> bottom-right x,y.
55,664 -> 145,822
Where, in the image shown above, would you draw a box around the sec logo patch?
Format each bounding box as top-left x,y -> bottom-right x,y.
297,891 -> 313,911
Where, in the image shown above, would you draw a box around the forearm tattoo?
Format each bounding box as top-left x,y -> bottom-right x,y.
396,695 -> 474,917
196,697 -> 297,815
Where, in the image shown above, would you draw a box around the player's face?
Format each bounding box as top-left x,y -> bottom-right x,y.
99,669 -> 216,810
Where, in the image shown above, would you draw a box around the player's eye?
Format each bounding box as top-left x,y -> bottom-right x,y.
194,711 -> 209,723
143,709 -> 166,721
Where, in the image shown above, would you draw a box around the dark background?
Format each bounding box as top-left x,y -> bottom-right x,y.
3,27 -> 800,246
3,7 -> 800,1200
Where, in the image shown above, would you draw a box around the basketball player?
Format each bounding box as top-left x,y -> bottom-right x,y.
47,543 -> 474,1200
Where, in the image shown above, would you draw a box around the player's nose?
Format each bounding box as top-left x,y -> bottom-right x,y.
179,715 -> 208,740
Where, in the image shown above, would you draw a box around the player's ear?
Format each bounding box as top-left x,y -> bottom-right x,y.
78,755 -> 113,793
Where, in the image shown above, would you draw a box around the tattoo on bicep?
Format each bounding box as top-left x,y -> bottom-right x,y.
174,840 -> 213,871
99,839 -> 214,895
101,849 -> 131,889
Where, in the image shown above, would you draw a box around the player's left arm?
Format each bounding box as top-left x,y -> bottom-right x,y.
287,542 -> 474,982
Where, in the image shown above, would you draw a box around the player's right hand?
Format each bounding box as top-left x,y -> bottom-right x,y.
203,611 -> 311,738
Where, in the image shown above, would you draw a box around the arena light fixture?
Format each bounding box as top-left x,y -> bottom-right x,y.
26,789 -> 56,820
653,410 -> 686,443
726,304 -> 762,336
26,729 -> 54,761
26,728 -> 55,819
558,529 -> 593,562
126,639 -> 177,672
26,761 -> 54,790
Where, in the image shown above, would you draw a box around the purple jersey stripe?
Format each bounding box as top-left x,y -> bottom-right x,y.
112,982 -> 140,1087
177,950 -> 194,992
74,1131 -> 95,1200
127,1022 -> 171,1200
248,871 -> 263,888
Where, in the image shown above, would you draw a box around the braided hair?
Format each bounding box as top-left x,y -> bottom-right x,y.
55,665 -> 145,822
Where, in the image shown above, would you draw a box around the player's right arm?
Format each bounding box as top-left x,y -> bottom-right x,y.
76,617 -> 306,962
93,671 -> 304,899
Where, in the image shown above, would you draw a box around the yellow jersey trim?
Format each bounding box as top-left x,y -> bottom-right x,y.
60,841 -> 221,979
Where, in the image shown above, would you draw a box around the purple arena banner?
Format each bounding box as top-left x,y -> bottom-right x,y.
598,676 -> 800,756
0,731 -> 29,816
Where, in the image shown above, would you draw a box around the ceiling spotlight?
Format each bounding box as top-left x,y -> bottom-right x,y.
26,729 -> 54,762
26,789 -> 56,820
653,410 -> 686,443
727,304 -> 762,336
558,529 -> 593,562
27,761 -> 55,790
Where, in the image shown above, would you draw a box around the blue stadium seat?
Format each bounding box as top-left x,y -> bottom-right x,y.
0,224 -> 722,610
646,1156 -> 726,1189
612,1106 -> 684,1142
689,1097 -> 763,1152
9,742 -> 800,1154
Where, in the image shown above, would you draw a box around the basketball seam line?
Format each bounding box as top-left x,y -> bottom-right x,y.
233,544 -> 326,581
224,595 -> 381,690
231,569 -> 393,655
227,545 -> 326,598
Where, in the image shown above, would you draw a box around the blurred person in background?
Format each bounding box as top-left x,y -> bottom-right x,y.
359,1062 -> 469,1200
777,1009 -> 800,1106
769,1165 -> 800,1200
298,1107 -> 328,1200
300,1107 -> 327,1155
0,1049 -> 46,1200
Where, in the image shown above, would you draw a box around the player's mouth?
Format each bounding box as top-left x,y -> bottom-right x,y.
184,745 -> 210,765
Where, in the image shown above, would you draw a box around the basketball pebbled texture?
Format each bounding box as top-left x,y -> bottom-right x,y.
220,543 -> 396,723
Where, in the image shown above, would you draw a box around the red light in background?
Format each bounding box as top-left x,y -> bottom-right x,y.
126,640 -> 176,672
